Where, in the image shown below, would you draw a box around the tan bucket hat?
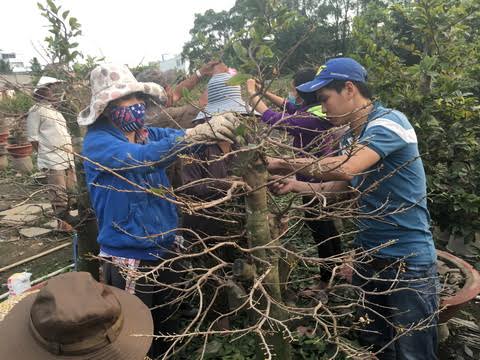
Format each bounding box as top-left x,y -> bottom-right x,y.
0,272 -> 153,360
77,64 -> 168,126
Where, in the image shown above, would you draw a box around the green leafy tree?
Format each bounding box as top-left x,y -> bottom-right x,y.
182,0 -> 351,72
352,0 -> 480,239
37,0 -> 83,68
30,57 -> 42,75
0,59 -> 13,74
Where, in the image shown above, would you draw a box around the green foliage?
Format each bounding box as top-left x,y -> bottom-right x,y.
352,0 -> 480,238
29,57 -> 43,83
72,55 -> 104,80
0,93 -> 34,115
37,0 -> 83,67
182,0 -> 351,75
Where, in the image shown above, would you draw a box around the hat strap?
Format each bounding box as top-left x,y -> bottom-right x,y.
29,313 -> 124,356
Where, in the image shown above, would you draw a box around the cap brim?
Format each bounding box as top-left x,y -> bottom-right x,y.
0,286 -> 153,360
296,78 -> 333,93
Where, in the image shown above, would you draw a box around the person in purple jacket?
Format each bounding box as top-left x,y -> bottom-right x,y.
246,69 -> 341,288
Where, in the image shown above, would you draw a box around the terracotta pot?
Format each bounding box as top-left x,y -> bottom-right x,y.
0,130 -> 9,144
6,143 -> 33,158
437,250 -> 480,322
338,249 -> 480,323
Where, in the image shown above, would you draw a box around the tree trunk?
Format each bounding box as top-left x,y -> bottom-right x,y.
243,155 -> 292,360
72,134 -> 99,279
63,96 -> 99,280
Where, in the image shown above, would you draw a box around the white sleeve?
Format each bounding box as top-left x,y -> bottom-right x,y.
26,108 -> 41,142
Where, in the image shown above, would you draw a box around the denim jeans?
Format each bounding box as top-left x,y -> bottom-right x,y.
353,260 -> 439,360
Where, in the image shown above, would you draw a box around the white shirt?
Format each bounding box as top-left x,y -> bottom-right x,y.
26,103 -> 74,170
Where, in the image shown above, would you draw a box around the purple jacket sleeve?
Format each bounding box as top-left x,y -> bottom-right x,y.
261,107 -> 330,137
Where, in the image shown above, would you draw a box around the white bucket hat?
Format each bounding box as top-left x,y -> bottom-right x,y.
34,76 -> 63,93
77,64 -> 167,126
194,72 -> 257,122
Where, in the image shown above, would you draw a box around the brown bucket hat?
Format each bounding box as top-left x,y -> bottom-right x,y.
0,272 -> 153,360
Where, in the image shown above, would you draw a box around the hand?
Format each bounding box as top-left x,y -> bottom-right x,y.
199,60 -> 221,77
268,176 -> 298,195
246,79 -> 257,95
185,113 -> 240,144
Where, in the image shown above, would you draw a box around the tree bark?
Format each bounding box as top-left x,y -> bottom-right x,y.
243,155 -> 292,360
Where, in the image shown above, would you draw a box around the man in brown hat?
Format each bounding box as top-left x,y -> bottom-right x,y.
0,271 -> 153,360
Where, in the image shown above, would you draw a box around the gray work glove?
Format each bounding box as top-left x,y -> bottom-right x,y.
185,113 -> 240,143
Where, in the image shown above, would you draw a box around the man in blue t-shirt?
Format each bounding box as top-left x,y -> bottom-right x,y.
268,58 -> 438,359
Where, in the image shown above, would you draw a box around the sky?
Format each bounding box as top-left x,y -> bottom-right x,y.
0,0 -> 236,66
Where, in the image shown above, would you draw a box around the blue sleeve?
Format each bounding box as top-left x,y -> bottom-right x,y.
147,127 -> 185,142
360,120 -> 414,158
83,128 -> 186,173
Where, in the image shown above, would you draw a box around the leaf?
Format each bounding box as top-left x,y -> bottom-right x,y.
201,339 -> 223,355
226,73 -> 251,86
234,123 -> 247,137
69,17 -> 78,28
181,87 -> 191,100
150,188 -> 166,196
62,10 -> 70,19
46,0 -> 57,13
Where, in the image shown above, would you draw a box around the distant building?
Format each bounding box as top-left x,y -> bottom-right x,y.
158,54 -> 188,73
0,50 -> 31,73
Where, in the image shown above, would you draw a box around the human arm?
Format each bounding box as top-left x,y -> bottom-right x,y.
269,176 -> 349,197
83,127 -> 188,172
267,145 -> 381,181
263,89 -> 285,108
267,117 -> 413,181
246,79 -> 269,114
168,60 -> 219,105
198,88 -> 208,108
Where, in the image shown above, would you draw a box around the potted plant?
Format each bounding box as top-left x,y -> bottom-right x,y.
0,93 -> 35,173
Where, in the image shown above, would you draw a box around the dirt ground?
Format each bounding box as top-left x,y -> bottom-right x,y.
0,171 -> 73,296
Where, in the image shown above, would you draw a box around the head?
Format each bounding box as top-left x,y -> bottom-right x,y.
77,64 -> 167,127
193,71 -> 255,122
212,62 -> 228,74
33,86 -> 54,102
33,77 -> 65,104
296,58 -> 372,126
288,68 -> 317,107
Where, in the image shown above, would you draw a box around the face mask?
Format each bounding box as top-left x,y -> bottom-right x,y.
287,93 -> 302,108
110,103 -> 146,133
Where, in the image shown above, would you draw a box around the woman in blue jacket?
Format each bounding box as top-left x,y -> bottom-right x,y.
78,63 -> 238,357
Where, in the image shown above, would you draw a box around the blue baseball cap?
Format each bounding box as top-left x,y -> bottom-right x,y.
296,57 -> 368,93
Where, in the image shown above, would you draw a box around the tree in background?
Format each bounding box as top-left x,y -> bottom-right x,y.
37,0 -> 83,71
0,60 -> 13,74
182,0 -> 350,72
352,0 -> 480,249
